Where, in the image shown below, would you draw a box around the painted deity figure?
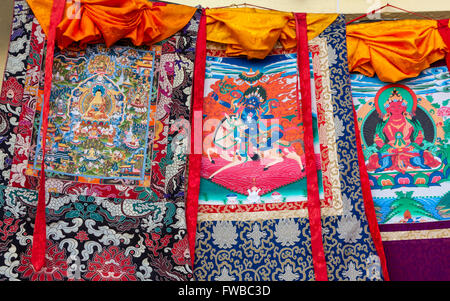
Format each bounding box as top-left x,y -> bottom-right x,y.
213,82 -> 283,159
205,69 -> 304,179
85,86 -> 109,120
237,85 -> 282,157
367,87 -> 441,173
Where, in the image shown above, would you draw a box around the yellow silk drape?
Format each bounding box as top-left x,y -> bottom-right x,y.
26,0 -> 197,49
347,19 -> 449,83
206,8 -> 338,59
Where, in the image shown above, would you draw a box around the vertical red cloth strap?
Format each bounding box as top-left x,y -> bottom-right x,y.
31,0 -> 66,272
186,9 -> 206,268
437,19 -> 450,71
352,106 -> 390,281
294,13 -> 328,281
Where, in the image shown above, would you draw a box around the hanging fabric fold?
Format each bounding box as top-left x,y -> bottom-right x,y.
437,19 -> 450,71
25,0 -> 197,49
347,19 -> 449,83
205,7 -> 337,59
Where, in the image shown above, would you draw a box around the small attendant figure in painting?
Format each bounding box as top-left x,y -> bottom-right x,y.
105,125 -> 116,147
55,97 -> 66,116
399,209 -> 424,223
270,191 -> 285,202
246,186 -> 261,203
225,193 -> 238,205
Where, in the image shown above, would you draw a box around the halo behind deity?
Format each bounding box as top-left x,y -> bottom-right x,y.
78,84 -> 115,121
374,84 -> 417,117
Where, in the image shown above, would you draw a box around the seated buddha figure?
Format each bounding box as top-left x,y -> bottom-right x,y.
84,85 -> 109,120
366,88 -> 440,173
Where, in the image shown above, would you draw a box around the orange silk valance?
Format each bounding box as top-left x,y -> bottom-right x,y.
26,1 -> 337,58
26,1 -> 449,81
206,8 -> 338,59
347,19 -> 449,83
26,0 -> 197,49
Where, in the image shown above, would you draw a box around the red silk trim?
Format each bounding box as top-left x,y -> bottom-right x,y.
31,0 -> 66,272
437,19 -> 450,71
352,106 -> 390,281
294,13 -> 328,281
186,10 -> 206,268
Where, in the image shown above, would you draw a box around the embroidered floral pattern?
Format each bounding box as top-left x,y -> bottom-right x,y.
246,223 -> 266,248
0,0 -> 34,185
0,78 -> 23,106
278,264 -> 300,281
342,261 -> 363,281
17,243 -> 68,281
274,218 -> 301,246
211,221 -> 238,249
85,246 -> 136,281
337,213 -> 363,243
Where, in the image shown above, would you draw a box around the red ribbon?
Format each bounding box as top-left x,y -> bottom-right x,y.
186,9 -> 206,268
294,13 -> 328,281
352,107 -> 390,280
31,0 -> 66,272
437,19 -> 450,72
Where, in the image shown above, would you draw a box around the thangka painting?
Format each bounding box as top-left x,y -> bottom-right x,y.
0,1 -> 201,281
9,25 -> 194,201
352,66 -> 450,224
33,45 -> 156,183
200,53 -> 319,206
194,15 -> 385,281
197,45 -> 345,216
352,66 -> 450,280
13,43 -> 159,193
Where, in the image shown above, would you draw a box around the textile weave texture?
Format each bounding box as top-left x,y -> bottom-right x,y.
193,16 -> 385,281
0,2 -> 388,281
0,0 -> 200,281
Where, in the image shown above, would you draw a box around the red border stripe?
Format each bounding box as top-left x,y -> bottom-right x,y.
31,0 -> 66,271
186,9 -> 206,269
294,13 -> 328,281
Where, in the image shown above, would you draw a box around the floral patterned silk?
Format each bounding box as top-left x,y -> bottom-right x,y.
0,0 -> 201,281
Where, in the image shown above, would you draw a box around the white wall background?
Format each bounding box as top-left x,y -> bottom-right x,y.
169,0 -> 450,13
